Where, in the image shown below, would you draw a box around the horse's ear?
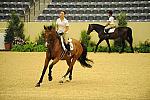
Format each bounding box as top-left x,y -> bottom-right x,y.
89,24 -> 91,27
44,25 -> 47,30
48,26 -> 52,30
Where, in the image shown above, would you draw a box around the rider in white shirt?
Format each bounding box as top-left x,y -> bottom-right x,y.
56,11 -> 69,52
105,10 -> 116,33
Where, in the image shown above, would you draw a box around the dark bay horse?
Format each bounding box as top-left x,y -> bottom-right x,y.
87,24 -> 134,53
35,26 -> 93,87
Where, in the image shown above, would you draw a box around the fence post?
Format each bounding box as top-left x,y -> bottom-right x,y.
29,8 -> 30,22
39,0 -> 40,10
34,0 -> 35,16
24,15 -> 25,22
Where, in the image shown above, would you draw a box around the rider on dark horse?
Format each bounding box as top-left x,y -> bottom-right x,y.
104,10 -> 116,34
56,10 -> 72,56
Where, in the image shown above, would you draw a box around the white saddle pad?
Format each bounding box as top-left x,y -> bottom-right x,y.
108,28 -> 115,33
68,38 -> 74,51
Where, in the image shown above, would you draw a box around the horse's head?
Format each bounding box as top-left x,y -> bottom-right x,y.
87,24 -> 94,35
44,25 -> 56,47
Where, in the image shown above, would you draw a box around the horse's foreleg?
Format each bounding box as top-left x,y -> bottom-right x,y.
95,38 -> 103,53
35,58 -> 50,87
48,58 -> 59,81
105,39 -> 111,53
48,64 -> 53,81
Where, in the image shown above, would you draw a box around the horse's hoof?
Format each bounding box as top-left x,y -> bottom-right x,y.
66,79 -> 70,82
119,51 -> 123,54
59,80 -> 64,83
69,76 -> 72,80
35,83 -> 40,87
48,76 -> 53,81
108,50 -> 111,53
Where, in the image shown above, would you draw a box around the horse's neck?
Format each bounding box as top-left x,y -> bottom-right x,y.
48,36 -> 62,53
93,24 -> 104,34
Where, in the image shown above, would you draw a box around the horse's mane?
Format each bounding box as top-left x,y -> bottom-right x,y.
91,24 -> 105,28
47,25 -> 55,30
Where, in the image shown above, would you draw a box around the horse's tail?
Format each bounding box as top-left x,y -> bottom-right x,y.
78,43 -> 93,68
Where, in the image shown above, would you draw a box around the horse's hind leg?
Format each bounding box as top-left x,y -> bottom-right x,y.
66,59 -> 73,81
59,58 -> 77,83
126,38 -> 134,53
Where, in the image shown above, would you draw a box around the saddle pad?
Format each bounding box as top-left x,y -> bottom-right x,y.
108,28 -> 115,33
68,38 -> 73,50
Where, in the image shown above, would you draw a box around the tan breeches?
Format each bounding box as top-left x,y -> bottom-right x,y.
105,24 -> 116,29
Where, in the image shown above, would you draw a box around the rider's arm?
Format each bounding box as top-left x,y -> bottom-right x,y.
105,16 -> 113,26
64,20 -> 69,33
64,26 -> 69,33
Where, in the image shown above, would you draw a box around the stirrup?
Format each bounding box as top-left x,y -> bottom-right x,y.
104,29 -> 109,34
67,51 -> 71,57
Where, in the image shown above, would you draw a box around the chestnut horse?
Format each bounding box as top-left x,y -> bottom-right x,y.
35,26 -> 93,87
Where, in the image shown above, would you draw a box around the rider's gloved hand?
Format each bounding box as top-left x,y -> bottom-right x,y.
59,32 -> 64,35
57,30 -> 64,35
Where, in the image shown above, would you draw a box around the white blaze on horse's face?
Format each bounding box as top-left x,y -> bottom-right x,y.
45,42 -> 48,47
44,30 -> 50,47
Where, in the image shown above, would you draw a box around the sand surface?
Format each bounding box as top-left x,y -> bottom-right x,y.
0,52 -> 150,100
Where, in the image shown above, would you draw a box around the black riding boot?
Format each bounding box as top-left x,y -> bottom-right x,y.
104,28 -> 111,38
65,43 -> 71,57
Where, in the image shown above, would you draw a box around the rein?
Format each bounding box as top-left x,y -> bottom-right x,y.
46,31 -> 66,59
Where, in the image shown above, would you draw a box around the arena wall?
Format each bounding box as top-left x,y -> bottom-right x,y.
0,21 -> 150,46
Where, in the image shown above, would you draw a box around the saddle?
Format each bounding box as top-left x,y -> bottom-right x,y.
105,28 -> 115,34
104,28 -> 115,38
57,31 -> 73,52
64,38 -> 74,51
